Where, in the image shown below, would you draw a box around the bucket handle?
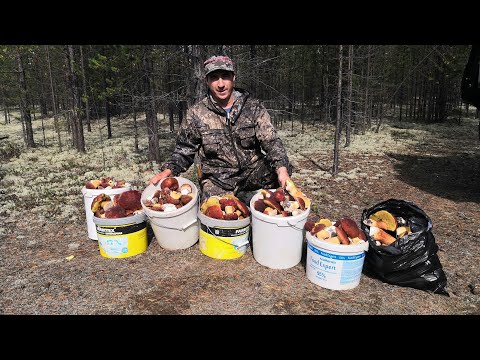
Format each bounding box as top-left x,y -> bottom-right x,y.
153,218 -> 198,231
286,220 -> 306,231
258,217 -> 306,231
204,225 -> 250,250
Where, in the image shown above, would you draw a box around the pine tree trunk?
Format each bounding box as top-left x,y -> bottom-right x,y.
66,45 -> 85,152
80,46 -> 91,132
33,52 -> 48,118
363,46 -> 371,133
45,45 -> 62,151
142,45 -> 160,163
15,51 -> 35,148
345,45 -> 353,147
333,45 -> 343,176
323,46 -> 330,122
191,45 -> 206,106
169,102 -> 175,131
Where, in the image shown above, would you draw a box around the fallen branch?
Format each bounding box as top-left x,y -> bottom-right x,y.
295,150 -> 331,172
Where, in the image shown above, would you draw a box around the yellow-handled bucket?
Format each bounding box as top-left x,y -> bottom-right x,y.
198,210 -> 251,260
93,212 -> 148,258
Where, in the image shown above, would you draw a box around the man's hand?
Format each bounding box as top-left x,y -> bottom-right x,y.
149,169 -> 172,185
276,166 -> 290,188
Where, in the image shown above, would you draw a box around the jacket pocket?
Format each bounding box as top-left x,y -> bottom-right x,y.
237,124 -> 256,148
202,130 -> 221,156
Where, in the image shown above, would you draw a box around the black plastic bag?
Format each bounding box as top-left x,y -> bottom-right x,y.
361,199 -> 448,295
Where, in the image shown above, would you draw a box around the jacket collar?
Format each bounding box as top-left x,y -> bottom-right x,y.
205,88 -> 250,124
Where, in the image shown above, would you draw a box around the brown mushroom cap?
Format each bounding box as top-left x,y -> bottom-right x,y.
117,190 -> 142,211
160,177 -> 179,191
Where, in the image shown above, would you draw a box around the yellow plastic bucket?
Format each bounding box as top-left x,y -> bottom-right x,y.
92,212 -> 148,258
197,210 -> 251,260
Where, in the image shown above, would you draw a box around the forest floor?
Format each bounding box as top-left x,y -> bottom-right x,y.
0,112 -> 479,316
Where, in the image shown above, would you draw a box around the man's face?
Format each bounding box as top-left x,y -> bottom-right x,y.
206,70 -> 235,104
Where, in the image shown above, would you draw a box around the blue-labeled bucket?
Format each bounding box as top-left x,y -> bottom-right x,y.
305,231 -> 369,290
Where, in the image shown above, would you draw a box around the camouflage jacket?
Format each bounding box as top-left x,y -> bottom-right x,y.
161,88 -> 292,191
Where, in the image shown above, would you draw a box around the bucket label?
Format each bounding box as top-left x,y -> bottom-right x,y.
98,235 -> 129,257
308,245 -> 364,260
96,222 -> 148,259
199,223 -> 250,260
307,242 -> 365,287
200,223 -> 249,237
96,222 -> 146,236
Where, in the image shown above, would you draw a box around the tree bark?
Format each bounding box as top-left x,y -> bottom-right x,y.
66,45 -> 85,152
363,46 -> 371,134
191,45 -> 207,106
45,45 -> 62,151
333,45 -> 343,176
80,46 -> 91,132
15,50 -> 35,148
345,45 -> 353,147
33,51 -> 48,118
142,45 -> 160,163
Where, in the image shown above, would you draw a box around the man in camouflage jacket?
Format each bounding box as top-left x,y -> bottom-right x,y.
150,55 -> 292,201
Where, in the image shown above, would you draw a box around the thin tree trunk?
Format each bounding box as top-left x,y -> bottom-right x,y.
169,102 -> 175,132
333,45 -> 343,176
323,46 -> 330,122
178,101 -> 185,125
250,45 -> 257,95
80,46 -> 91,132
190,45 -> 207,106
133,102 -> 139,153
66,45 -> 85,152
15,51 -> 35,148
301,46 -> 305,132
345,45 -> 353,147
142,45 -> 160,163
103,73 -> 112,139
45,45 -> 62,151
363,46 -> 370,134
33,52 -> 48,118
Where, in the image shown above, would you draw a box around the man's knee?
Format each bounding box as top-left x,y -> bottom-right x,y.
200,179 -> 226,202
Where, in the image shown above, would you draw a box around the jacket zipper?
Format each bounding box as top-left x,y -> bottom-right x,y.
226,111 -> 243,174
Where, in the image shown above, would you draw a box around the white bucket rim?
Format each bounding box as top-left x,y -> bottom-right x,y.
141,177 -> 198,219
82,185 -> 131,197
306,231 -> 369,253
249,189 -> 310,228
197,208 -> 251,227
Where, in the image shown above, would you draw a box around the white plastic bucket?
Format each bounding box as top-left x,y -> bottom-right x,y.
197,210 -> 251,260
305,231 -> 369,290
93,212 -> 148,258
141,177 -> 199,250
250,190 -> 310,269
82,185 -> 132,240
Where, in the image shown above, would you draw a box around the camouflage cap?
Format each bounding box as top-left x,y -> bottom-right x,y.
204,55 -> 235,77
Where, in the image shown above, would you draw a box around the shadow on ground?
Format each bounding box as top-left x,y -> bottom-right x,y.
387,152 -> 480,203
